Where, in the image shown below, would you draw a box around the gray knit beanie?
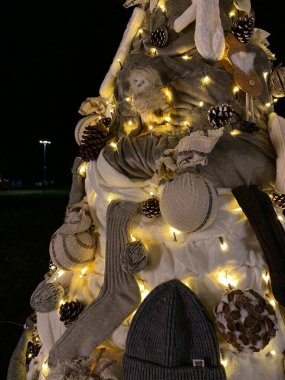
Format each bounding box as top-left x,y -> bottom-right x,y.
123,280 -> 227,380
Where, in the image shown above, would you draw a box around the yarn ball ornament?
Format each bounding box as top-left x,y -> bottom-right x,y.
30,280 -> 65,313
270,67 -> 285,98
150,26 -> 169,47
215,289 -> 278,353
231,15 -> 255,44
50,231 -> 96,272
50,201 -> 96,272
121,241 -> 148,275
141,197 -> 161,218
207,104 -> 235,129
160,172 -> 219,233
59,300 -> 84,327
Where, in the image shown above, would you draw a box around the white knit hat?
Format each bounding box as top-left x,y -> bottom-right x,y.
160,172 -> 219,233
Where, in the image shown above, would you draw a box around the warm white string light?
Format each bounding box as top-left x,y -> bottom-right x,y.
170,227 -> 181,241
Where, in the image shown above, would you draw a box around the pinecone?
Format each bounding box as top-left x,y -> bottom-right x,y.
207,104 -> 235,129
150,26 -> 169,48
273,192 -> 285,209
231,15 -> 255,44
59,300 -> 84,327
215,289 -> 277,353
26,341 -> 41,364
141,197 -> 161,218
79,123 -> 110,162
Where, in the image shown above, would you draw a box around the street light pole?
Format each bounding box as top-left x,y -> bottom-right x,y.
39,140 -> 51,191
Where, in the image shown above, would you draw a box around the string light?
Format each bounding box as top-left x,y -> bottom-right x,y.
131,235 -> 137,242
262,272 -> 270,284
148,125 -> 153,136
201,75 -> 212,85
125,97 -> 131,103
170,227 -> 181,241
265,102 -> 272,108
150,47 -> 158,57
219,237 -> 229,252
263,72 -> 269,81
42,361 -> 49,377
138,29 -> 143,37
269,299 -> 276,307
230,129 -> 241,136
80,267 -> 88,278
78,162 -> 87,177
233,86 -> 240,94
274,98 -> 278,103
218,271 -> 238,288
229,10 -> 236,18
221,359 -> 228,368
150,191 -> 154,197
199,101 -> 204,107
182,54 -> 192,60
163,88 -> 173,102
110,142 -> 118,150
277,214 -> 284,222
164,116 -> 171,123
182,121 -> 191,128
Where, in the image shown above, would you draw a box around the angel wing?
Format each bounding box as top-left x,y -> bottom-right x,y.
233,0 -> 251,13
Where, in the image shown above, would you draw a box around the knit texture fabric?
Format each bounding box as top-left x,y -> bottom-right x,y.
233,185 -> 285,307
48,201 -> 141,367
160,172 -> 219,233
124,279 -> 227,380
268,112 -> 285,193
67,157 -> 86,209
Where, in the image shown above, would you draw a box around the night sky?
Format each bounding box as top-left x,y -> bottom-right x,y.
1,1 -> 285,187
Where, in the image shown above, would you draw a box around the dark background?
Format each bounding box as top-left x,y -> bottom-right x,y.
1,1 -> 285,188
0,1 -> 285,379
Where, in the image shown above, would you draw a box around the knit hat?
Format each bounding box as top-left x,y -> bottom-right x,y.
123,280 -> 227,380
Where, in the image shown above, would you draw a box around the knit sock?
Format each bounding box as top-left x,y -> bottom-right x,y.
48,200 -> 141,367
233,185 -> 285,306
67,157 -> 86,210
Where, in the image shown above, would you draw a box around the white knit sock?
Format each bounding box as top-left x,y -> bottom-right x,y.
48,201 -> 141,367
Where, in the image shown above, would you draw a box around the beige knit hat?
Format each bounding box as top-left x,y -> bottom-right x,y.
49,200 -> 96,271
160,172 -> 219,233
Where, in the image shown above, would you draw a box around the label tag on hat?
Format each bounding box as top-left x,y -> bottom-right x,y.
193,359 -> 205,367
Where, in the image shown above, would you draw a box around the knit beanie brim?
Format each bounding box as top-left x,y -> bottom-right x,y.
124,357 -> 227,380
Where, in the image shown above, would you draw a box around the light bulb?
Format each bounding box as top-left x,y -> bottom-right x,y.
262,272 -> 270,284
182,54 -> 192,60
110,142 -> 118,150
233,86 -> 240,94
221,359 -> 228,368
201,75 -> 211,85
199,101 -> 204,107
150,47 -> 158,57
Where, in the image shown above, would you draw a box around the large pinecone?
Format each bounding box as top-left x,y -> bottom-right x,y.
26,341 -> 41,364
150,26 -> 169,47
207,104 -> 235,129
273,192 -> 285,209
141,197 -> 161,218
79,121 -> 110,162
59,300 -> 84,327
215,289 -> 277,353
231,15 -> 255,44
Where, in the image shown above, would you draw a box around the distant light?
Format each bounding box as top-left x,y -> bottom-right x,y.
39,140 -> 51,144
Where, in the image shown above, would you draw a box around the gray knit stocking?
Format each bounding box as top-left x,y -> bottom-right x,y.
67,157 -> 86,210
48,201 -> 141,367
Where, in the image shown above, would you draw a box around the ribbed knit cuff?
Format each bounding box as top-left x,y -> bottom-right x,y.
124,356 -> 227,380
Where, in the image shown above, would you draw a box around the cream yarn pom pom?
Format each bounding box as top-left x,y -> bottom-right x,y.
160,172 -> 219,233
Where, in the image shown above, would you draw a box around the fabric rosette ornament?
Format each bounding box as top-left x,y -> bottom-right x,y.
156,128 -> 223,233
49,200 -> 97,271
